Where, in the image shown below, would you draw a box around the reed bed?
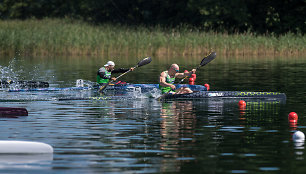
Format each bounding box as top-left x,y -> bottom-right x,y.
0,18 -> 305,57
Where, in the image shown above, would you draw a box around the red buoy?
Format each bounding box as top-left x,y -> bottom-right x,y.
288,112 -> 298,123
204,83 -> 210,91
191,74 -> 196,80
189,78 -> 195,85
238,100 -> 246,107
238,100 -> 246,111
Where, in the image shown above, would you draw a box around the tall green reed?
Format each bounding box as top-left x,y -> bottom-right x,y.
0,18 -> 305,57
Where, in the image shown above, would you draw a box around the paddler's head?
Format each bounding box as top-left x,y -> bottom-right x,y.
169,64 -> 179,76
104,61 -> 115,71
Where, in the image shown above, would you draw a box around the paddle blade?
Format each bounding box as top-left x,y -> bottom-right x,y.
200,52 -> 216,67
137,57 -> 152,67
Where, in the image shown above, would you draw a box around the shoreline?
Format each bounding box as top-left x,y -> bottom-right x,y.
1,48 -> 304,58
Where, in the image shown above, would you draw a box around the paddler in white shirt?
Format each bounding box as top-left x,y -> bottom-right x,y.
97,61 -> 134,85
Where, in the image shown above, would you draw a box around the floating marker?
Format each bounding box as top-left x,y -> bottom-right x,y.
288,112 -> 298,123
238,100 -> 246,107
204,83 -> 210,91
238,100 -> 246,112
293,131 -> 305,143
189,78 -> 195,85
191,74 -> 197,80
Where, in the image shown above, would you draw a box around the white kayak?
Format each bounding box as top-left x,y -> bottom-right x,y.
0,141 -> 53,154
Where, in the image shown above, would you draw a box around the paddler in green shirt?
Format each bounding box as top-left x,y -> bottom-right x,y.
97,61 -> 134,85
159,64 -> 196,94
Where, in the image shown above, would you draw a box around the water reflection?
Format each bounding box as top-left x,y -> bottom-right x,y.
159,101 -> 196,172
0,154 -> 53,169
160,101 -> 196,146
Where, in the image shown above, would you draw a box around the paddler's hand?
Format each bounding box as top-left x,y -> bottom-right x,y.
111,77 -> 117,81
130,67 -> 135,71
170,84 -> 176,90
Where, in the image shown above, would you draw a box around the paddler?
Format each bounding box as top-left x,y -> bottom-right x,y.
97,61 -> 134,85
159,64 -> 196,94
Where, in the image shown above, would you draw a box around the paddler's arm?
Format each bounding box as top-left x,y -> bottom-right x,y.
112,67 -> 134,73
175,69 -> 196,78
159,72 -> 176,90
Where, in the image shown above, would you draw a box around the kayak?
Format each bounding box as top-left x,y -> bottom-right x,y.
0,140 -> 53,154
160,91 -> 286,100
2,90 -> 286,102
0,80 -> 49,88
0,107 -> 28,117
8,83 -> 207,92
105,84 -> 207,93
57,91 -> 286,102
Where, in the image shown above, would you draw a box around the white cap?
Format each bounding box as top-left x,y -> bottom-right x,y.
104,61 -> 115,67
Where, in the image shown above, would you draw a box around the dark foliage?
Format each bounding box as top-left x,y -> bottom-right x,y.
0,0 -> 305,34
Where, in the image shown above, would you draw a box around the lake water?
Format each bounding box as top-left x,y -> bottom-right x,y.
0,55 -> 306,173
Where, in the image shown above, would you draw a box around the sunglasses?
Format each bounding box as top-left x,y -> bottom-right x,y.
172,67 -> 179,72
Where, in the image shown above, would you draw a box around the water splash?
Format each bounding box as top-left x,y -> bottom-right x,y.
75,79 -> 97,89
0,58 -> 22,83
145,88 -> 162,99
0,57 -> 45,89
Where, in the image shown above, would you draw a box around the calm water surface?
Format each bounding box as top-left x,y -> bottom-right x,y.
0,55 -> 306,173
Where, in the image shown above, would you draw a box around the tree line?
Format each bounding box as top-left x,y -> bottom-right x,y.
0,0 -> 305,34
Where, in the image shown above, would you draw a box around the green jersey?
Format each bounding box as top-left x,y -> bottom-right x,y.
159,71 -> 176,94
97,67 -> 111,84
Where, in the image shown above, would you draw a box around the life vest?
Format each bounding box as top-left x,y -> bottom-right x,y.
159,71 -> 175,93
97,67 -> 111,84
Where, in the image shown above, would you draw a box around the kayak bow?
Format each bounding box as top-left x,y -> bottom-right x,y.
0,107 -> 28,117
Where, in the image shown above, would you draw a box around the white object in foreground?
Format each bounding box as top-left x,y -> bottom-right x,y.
0,141 -> 53,154
293,131 -> 305,143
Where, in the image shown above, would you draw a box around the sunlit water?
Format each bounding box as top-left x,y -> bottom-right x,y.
0,55 -> 306,173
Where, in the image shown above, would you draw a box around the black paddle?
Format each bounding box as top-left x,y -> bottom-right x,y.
158,52 -> 216,100
98,57 -> 152,93
178,51 -> 216,85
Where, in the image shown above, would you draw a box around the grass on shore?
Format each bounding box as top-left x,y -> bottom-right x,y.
0,18 -> 305,57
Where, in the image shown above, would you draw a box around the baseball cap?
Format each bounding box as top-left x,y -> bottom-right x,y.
104,61 -> 115,67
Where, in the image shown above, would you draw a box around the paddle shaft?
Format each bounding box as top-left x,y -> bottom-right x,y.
105,66 -> 136,85
98,67 -> 135,92
177,52 -> 216,85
